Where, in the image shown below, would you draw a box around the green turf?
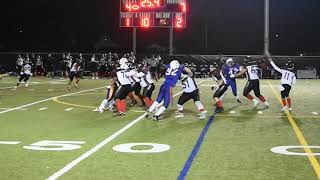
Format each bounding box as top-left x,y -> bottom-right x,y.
0,77 -> 319,180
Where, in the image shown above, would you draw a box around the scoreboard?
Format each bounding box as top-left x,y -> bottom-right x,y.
120,0 -> 187,28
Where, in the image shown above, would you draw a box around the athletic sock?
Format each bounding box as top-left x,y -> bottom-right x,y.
195,101 -> 204,112
177,104 -> 184,112
155,106 -> 166,116
258,95 -> 266,102
121,100 -> 127,113
100,99 -> 109,109
116,99 -> 121,112
216,100 -> 223,108
148,101 -> 159,112
246,94 -> 254,101
128,93 -> 135,101
282,98 -> 287,107
287,97 -> 292,108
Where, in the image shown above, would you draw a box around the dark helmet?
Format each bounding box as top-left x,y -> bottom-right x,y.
248,60 -> 257,66
285,61 -> 295,71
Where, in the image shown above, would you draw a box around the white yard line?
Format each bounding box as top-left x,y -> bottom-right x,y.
0,86 -> 107,115
38,107 -> 48,111
65,108 -> 74,112
0,79 -> 67,90
0,141 -> 21,145
46,80 -> 206,180
0,108 -> 28,111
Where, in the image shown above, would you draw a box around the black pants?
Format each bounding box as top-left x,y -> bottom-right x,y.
69,72 -> 80,81
243,80 -> 261,97
19,74 -> 31,82
178,89 -> 201,105
281,84 -> 292,98
143,83 -> 155,98
213,84 -> 228,98
115,84 -> 131,100
131,82 -> 141,95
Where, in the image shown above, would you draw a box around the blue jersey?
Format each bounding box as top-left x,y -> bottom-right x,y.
222,64 -> 240,82
164,64 -> 185,87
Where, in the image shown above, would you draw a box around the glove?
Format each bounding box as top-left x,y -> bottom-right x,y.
20,72 -> 23,75
230,74 -> 235,78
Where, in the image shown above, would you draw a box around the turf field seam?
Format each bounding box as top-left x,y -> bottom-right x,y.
0,86 -> 107,115
46,80 -> 206,180
177,111 -> 217,180
268,81 -> 320,179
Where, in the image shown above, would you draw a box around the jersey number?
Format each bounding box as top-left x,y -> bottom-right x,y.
166,68 -> 178,76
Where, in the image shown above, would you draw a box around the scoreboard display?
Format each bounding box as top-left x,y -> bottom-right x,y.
120,0 -> 187,28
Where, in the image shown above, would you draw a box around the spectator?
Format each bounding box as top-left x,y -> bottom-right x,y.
35,55 -> 44,78
90,54 -> 99,79
46,53 -> 56,78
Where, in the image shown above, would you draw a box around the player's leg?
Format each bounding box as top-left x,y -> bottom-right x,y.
284,85 -> 292,111
98,86 -> 112,113
75,73 -> 80,88
230,80 -> 241,103
153,85 -> 171,121
280,84 -> 289,112
253,80 -> 270,107
214,84 -> 228,113
16,74 -> 25,88
128,83 -> 138,106
67,73 -> 74,91
23,74 -> 31,87
135,84 -> 145,106
192,89 -> 206,119
147,84 -> 165,115
143,84 -> 155,108
243,81 -> 259,108
175,92 -> 192,118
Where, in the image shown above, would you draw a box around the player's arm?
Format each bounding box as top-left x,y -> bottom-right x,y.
266,51 -> 282,73
183,67 -> 193,77
232,68 -> 247,78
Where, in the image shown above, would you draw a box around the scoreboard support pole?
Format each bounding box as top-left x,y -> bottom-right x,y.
133,28 -> 137,55
264,0 -> 270,55
169,27 -> 173,55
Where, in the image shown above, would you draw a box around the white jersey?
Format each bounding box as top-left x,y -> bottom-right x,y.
129,70 -> 140,83
70,63 -> 80,72
23,64 -> 32,75
117,69 -> 135,85
246,65 -> 259,80
182,77 -> 198,93
17,58 -> 24,66
271,61 -> 296,86
137,71 -> 153,88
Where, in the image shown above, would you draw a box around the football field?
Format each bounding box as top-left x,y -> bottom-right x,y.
0,77 -> 319,180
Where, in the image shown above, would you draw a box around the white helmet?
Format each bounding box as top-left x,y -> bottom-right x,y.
226,58 -> 234,66
170,60 -> 180,69
119,58 -> 128,66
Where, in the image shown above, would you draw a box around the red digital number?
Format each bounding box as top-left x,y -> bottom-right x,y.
141,18 -> 150,27
141,0 -> 153,7
154,0 -> 160,7
176,17 -> 183,28
181,3 -> 186,12
125,3 -> 132,11
126,18 -> 131,27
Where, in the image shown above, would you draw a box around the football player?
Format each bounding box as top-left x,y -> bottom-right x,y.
211,63 -> 228,113
221,58 -> 242,104
114,60 -> 137,116
175,71 -> 206,120
97,78 -> 118,113
15,61 -> 32,88
67,59 -> 81,91
266,51 -> 296,112
233,59 -> 270,108
136,64 -> 155,108
146,60 -> 193,121
128,65 -> 145,107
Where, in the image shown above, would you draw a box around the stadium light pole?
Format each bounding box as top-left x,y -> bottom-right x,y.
133,28 -> 137,55
264,0 -> 270,55
169,27 -> 173,55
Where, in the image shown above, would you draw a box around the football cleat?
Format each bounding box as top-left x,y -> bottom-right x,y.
152,115 -> 161,122
25,82 -> 29,87
215,107 -> 224,113
145,112 -> 151,118
199,112 -> 206,120
288,108 -> 293,112
98,107 -> 104,113
130,100 -> 137,107
264,102 -> 270,108
281,106 -> 288,112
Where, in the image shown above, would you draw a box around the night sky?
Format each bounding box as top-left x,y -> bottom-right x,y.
1,0 -> 320,55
